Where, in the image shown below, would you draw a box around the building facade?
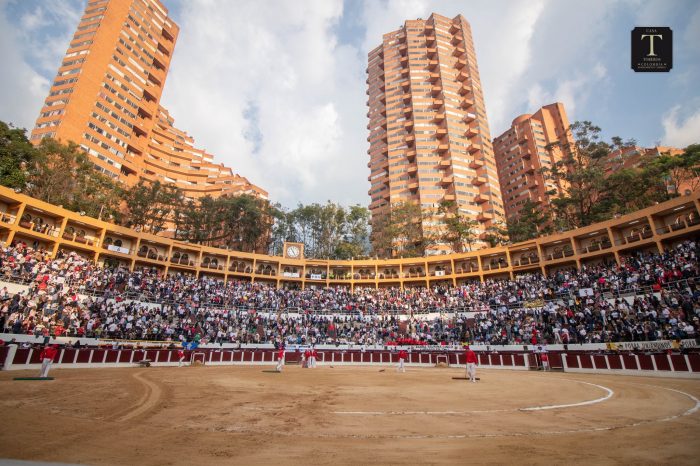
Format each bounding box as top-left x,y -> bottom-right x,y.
30,0 -> 266,201
493,102 -> 572,220
1,184 -> 698,290
366,13 -> 505,254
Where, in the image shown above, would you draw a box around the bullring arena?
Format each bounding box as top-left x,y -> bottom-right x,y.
1,346 -> 699,465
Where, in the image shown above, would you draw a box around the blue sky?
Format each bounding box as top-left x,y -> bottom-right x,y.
1,0 -> 699,208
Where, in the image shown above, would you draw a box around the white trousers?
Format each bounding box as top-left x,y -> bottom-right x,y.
466,363 -> 476,381
276,356 -> 285,372
397,358 -> 405,372
309,356 -> 316,368
179,356 -> 185,367
40,358 -> 52,378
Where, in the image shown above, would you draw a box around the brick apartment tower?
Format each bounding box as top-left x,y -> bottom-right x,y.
366,13 -> 505,254
30,0 -> 266,201
492,102 -> 572,220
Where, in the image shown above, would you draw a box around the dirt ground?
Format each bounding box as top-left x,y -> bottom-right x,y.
0,364 -> 699,465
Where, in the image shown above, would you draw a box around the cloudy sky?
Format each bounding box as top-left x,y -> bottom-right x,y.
1,0 -> 699,209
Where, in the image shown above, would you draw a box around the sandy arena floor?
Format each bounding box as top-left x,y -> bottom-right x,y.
0,364 -> 699,465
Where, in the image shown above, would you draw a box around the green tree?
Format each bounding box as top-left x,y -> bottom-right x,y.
436,200 -> 479,252
26,138 -> 122,221
0,121 -> 37,190
651,145 -> 700,195
334,205 -> 370,259
544,121 -> 635,229
372,202 -> 433,258
506,200 -> 552,243
123,180 -> 182,234
483,219 -> 510,247
174,194 -> 276,253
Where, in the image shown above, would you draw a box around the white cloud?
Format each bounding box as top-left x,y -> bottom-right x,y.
527,63 -> 607,119
161,0 -> 367,206
0,3 -> 49,132
661,105 -> 700,148
0,0 -> 81,132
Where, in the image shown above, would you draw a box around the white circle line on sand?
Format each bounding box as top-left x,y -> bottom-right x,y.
333,380 -> 614,416
519,381 -> 614,412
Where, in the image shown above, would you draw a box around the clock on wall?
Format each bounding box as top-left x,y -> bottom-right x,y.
283,242 -> 304,259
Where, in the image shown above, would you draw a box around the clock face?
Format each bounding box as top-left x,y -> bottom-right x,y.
287,245 -> 300,258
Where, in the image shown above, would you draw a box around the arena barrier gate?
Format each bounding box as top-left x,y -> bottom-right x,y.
1,345 -> 698,379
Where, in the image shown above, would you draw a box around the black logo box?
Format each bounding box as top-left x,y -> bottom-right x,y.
631,27 -> 672,72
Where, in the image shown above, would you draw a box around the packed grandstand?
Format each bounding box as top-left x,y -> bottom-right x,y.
0,240 -> 698,346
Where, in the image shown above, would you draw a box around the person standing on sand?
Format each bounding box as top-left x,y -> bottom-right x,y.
465,345 -> 478,382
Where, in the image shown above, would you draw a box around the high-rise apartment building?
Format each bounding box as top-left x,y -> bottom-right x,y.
30,0 -> 265,200
493,103 -> 571,220
366,13 -> 505,254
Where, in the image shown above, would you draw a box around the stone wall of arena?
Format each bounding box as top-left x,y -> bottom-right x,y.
1,185 -> 699,289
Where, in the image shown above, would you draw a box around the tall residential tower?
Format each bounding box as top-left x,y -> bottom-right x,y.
492,103 -> 571,220
30,0 -> 266,200
366,13 -> 504,254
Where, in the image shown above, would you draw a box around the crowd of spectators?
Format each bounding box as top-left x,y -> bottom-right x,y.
0,239 -> 698,346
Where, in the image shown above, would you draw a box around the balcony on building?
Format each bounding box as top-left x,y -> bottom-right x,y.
455,259 -> 479,274
62,220 -> 100,248
136,240 -> 168,263
574,230 -> 613,255
463,112 -> 476,124
452,47 -> 466,58
0,195 -> 23,228
469,158 -> 484,169
512,246 -> 540,267
482,253 -> 509,271
229,259 -> 253,275
472,176 -> 486,186
200,254 -> 227,274
651,201 -> 700,236
17,207 -> 62,239
476,212 -> 493,222
255,261 -> 278,277
611,218 -> 654,247
461,96 -> 475,109
541,239 -> 575,261
102,234 -> 136,257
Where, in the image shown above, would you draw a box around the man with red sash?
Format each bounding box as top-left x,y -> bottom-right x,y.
397,349 -> 407,373
465,345 -> 478,382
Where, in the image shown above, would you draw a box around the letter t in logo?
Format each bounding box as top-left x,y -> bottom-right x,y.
641,34 -> 662,56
